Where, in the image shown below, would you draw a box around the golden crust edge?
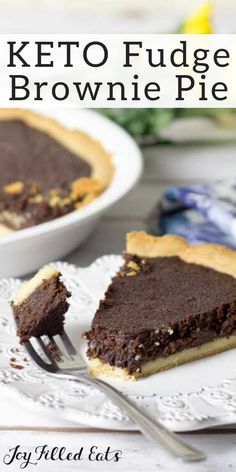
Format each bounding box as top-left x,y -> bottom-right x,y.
88,334 -> 236,380
0,108 -> 114,187
12,264 -> 59,306
126,231 -> 236,278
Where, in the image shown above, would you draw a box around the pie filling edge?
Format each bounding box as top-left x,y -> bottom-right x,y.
86,232 -> 236,379
88,334 -> 236,380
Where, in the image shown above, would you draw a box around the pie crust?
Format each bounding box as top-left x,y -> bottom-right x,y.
127,231 -> 236,278
88,231 -> 236,380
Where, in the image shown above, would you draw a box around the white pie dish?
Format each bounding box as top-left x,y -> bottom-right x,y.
0,109 -> 142,278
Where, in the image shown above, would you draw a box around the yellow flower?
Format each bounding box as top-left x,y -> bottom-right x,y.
181,3 -> 213,34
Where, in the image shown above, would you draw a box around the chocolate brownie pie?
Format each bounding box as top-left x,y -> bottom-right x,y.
0,109 -> 113,234
85,231 -> 236,379
12,265 -> 71,343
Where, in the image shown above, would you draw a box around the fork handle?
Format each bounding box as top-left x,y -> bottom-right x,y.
64,372 -> 206,462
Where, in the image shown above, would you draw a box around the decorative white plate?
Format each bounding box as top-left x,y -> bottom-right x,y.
1,257 -> 236,432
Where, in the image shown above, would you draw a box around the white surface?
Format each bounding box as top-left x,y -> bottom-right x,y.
0,0 -> 235,34
0,109 -> 142,278
1,257 -> 236,433
0,429 -> 235,472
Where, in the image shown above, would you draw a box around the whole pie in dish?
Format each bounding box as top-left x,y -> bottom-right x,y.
85,231 -> 236,379
0,109 -> 113,235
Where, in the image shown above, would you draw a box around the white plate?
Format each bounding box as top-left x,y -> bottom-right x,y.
0,109 -> 142,278
1,257 -> 236,432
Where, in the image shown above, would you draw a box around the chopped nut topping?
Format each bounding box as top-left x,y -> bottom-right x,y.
60,197 -> 72,207
127,260 -> 140,272
155,341 -> 160,347
167,327 -> 174,335
29,183 -> 41,195
155,328 -> 160,334
49,188 -> 64,197
49,195 -> 61,207
126,270 -> 138,277
135,354 -> 141,361
49,195 -> 72,208
123,259 -> 141,277
71,178 -> 103,200
138,344 -> 144,348
1,211 -> 26,229
3,181 -> 24,194
29,194 -> 44,204
75,193 -> 96,209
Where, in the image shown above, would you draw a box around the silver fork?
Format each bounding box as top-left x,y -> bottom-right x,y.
24,330 -> 206,462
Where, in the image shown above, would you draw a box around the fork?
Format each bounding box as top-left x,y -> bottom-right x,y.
24,330 -> 206,462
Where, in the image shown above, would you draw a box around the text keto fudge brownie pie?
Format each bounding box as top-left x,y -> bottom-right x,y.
0,109 -> 113,235
85,231 -> 236,379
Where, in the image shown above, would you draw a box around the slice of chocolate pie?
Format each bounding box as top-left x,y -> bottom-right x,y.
85,231 -> 236,379
0,109 -> 113,234
12,265 -> 71,343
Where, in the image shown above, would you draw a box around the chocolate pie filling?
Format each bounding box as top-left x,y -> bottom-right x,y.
0,120 -> 91,191
85,256 -> 236,374
13,275 -> 71,344
0,119 -> 92,229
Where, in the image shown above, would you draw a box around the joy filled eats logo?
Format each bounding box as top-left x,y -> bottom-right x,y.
2,444 -> 123,468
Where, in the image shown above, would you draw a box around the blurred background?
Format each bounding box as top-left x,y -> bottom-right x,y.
1,0 -> 236,34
